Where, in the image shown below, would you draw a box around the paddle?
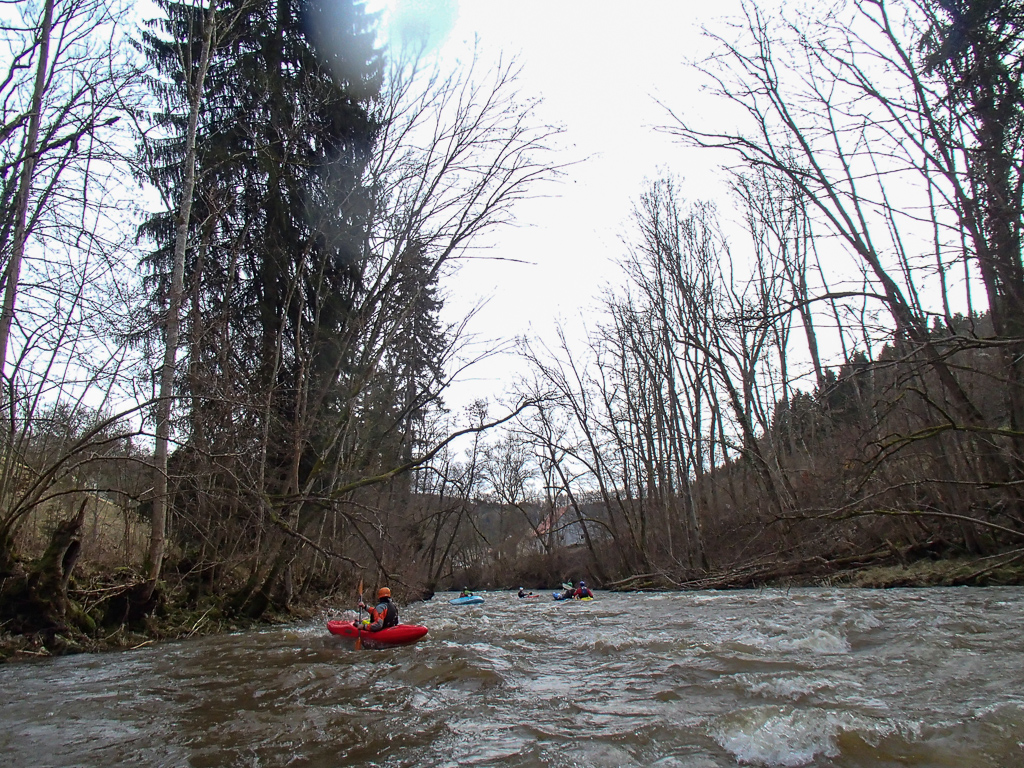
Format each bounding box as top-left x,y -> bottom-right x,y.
355,578 -> 364,651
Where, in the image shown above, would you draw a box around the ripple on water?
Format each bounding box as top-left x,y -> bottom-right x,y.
710,702 -> 1024,768
776,628 -> 851,655
5,588 -> 1024,768
718,624 -> 851,660
730,671 -> 839,703
401,653 -> 508,692
711,705 -> 885,767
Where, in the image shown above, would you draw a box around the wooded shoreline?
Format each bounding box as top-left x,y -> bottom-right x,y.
3,552 -> 1022,665
3,1 -> 1024,674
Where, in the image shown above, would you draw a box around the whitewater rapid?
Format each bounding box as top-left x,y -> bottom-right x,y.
2,587 -> 1023,766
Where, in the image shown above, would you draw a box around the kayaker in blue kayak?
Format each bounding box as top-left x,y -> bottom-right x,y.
359,587 -> 399,631
572,581 -> 594,599
459,587 -> 474,598
557,582 -> 575,600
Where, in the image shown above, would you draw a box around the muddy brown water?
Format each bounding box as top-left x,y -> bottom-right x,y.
2,587 -> 1023,767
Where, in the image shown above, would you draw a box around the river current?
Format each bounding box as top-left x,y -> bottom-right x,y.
2,587 -> 1023,767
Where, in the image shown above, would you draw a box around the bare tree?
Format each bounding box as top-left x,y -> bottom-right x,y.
0,0 -> 145,594
659,0 -> 1024,534
0,0 -> 136,376
232,46 -> 568,607
661,0 -> 988,426
0,0 -> 54,376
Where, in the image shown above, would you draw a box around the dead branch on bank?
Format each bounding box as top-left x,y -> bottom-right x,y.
604,536 -> 1012,591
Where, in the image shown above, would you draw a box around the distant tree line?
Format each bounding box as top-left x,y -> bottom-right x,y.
486,0 -> 1024,589
412,0 -> 1024,592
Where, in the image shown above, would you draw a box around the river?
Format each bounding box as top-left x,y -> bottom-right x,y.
1,587 -> 1023,767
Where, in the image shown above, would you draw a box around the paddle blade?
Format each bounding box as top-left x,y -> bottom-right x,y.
355,578 -> 364,650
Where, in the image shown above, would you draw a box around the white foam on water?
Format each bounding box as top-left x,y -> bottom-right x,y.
592,636 -> 636,654
832,607 -> 883,633
776,628 -> 851,655
711,706 -> 878,767
650,758 -> 720,768
740,673 -> 834,701
687,592 -> 739,605
727,626 -> 849,657
729,629 -> 772,651
565,742 -> 640,767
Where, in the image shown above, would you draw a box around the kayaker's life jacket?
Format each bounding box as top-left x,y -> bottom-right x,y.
368,598 -> 399,630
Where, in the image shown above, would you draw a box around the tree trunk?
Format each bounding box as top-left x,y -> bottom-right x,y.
0,0 -> 53,378
144,1 -> 219,603
0,499 -> 87,637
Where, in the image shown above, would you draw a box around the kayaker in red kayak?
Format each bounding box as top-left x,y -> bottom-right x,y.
359,587 -> 399,631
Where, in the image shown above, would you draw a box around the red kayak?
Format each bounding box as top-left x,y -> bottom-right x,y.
326,620 -> 428,649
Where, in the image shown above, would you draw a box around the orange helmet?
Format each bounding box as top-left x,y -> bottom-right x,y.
377,587 -> 391,599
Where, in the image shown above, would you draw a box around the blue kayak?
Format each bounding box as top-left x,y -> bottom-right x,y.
449,595 -> 484,605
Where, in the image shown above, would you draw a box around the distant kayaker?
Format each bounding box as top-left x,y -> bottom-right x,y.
573,581 -> 594,599
358,587 -> 399,631
558,582 -> 575,600
518,587 -> 534,598
459,587 -> 474,598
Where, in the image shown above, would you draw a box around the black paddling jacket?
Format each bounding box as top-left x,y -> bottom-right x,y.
368,598 -> 399,630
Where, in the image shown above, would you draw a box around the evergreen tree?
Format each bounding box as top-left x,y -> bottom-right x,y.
921,0 -> 1024,447
141,1 -> 380,446
138,0 -> 384,599
384,243 -> 449,461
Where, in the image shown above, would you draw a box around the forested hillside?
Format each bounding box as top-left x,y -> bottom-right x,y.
1,0 -> 1022,658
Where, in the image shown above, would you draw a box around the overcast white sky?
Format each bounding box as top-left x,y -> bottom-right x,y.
376,0 -> 749,413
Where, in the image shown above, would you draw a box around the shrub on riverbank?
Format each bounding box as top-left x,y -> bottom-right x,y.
0,568 -> 326,664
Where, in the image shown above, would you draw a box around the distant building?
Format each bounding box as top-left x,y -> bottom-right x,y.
533,505 -> 587,549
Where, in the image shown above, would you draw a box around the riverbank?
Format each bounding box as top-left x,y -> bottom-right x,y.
0,591 -> 328,664
3,553 -> 1023,664
610,545 -> 1024,592
823,552 -> 1024,588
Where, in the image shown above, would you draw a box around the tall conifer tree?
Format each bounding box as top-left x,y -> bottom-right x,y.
139,0 -> 383,596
